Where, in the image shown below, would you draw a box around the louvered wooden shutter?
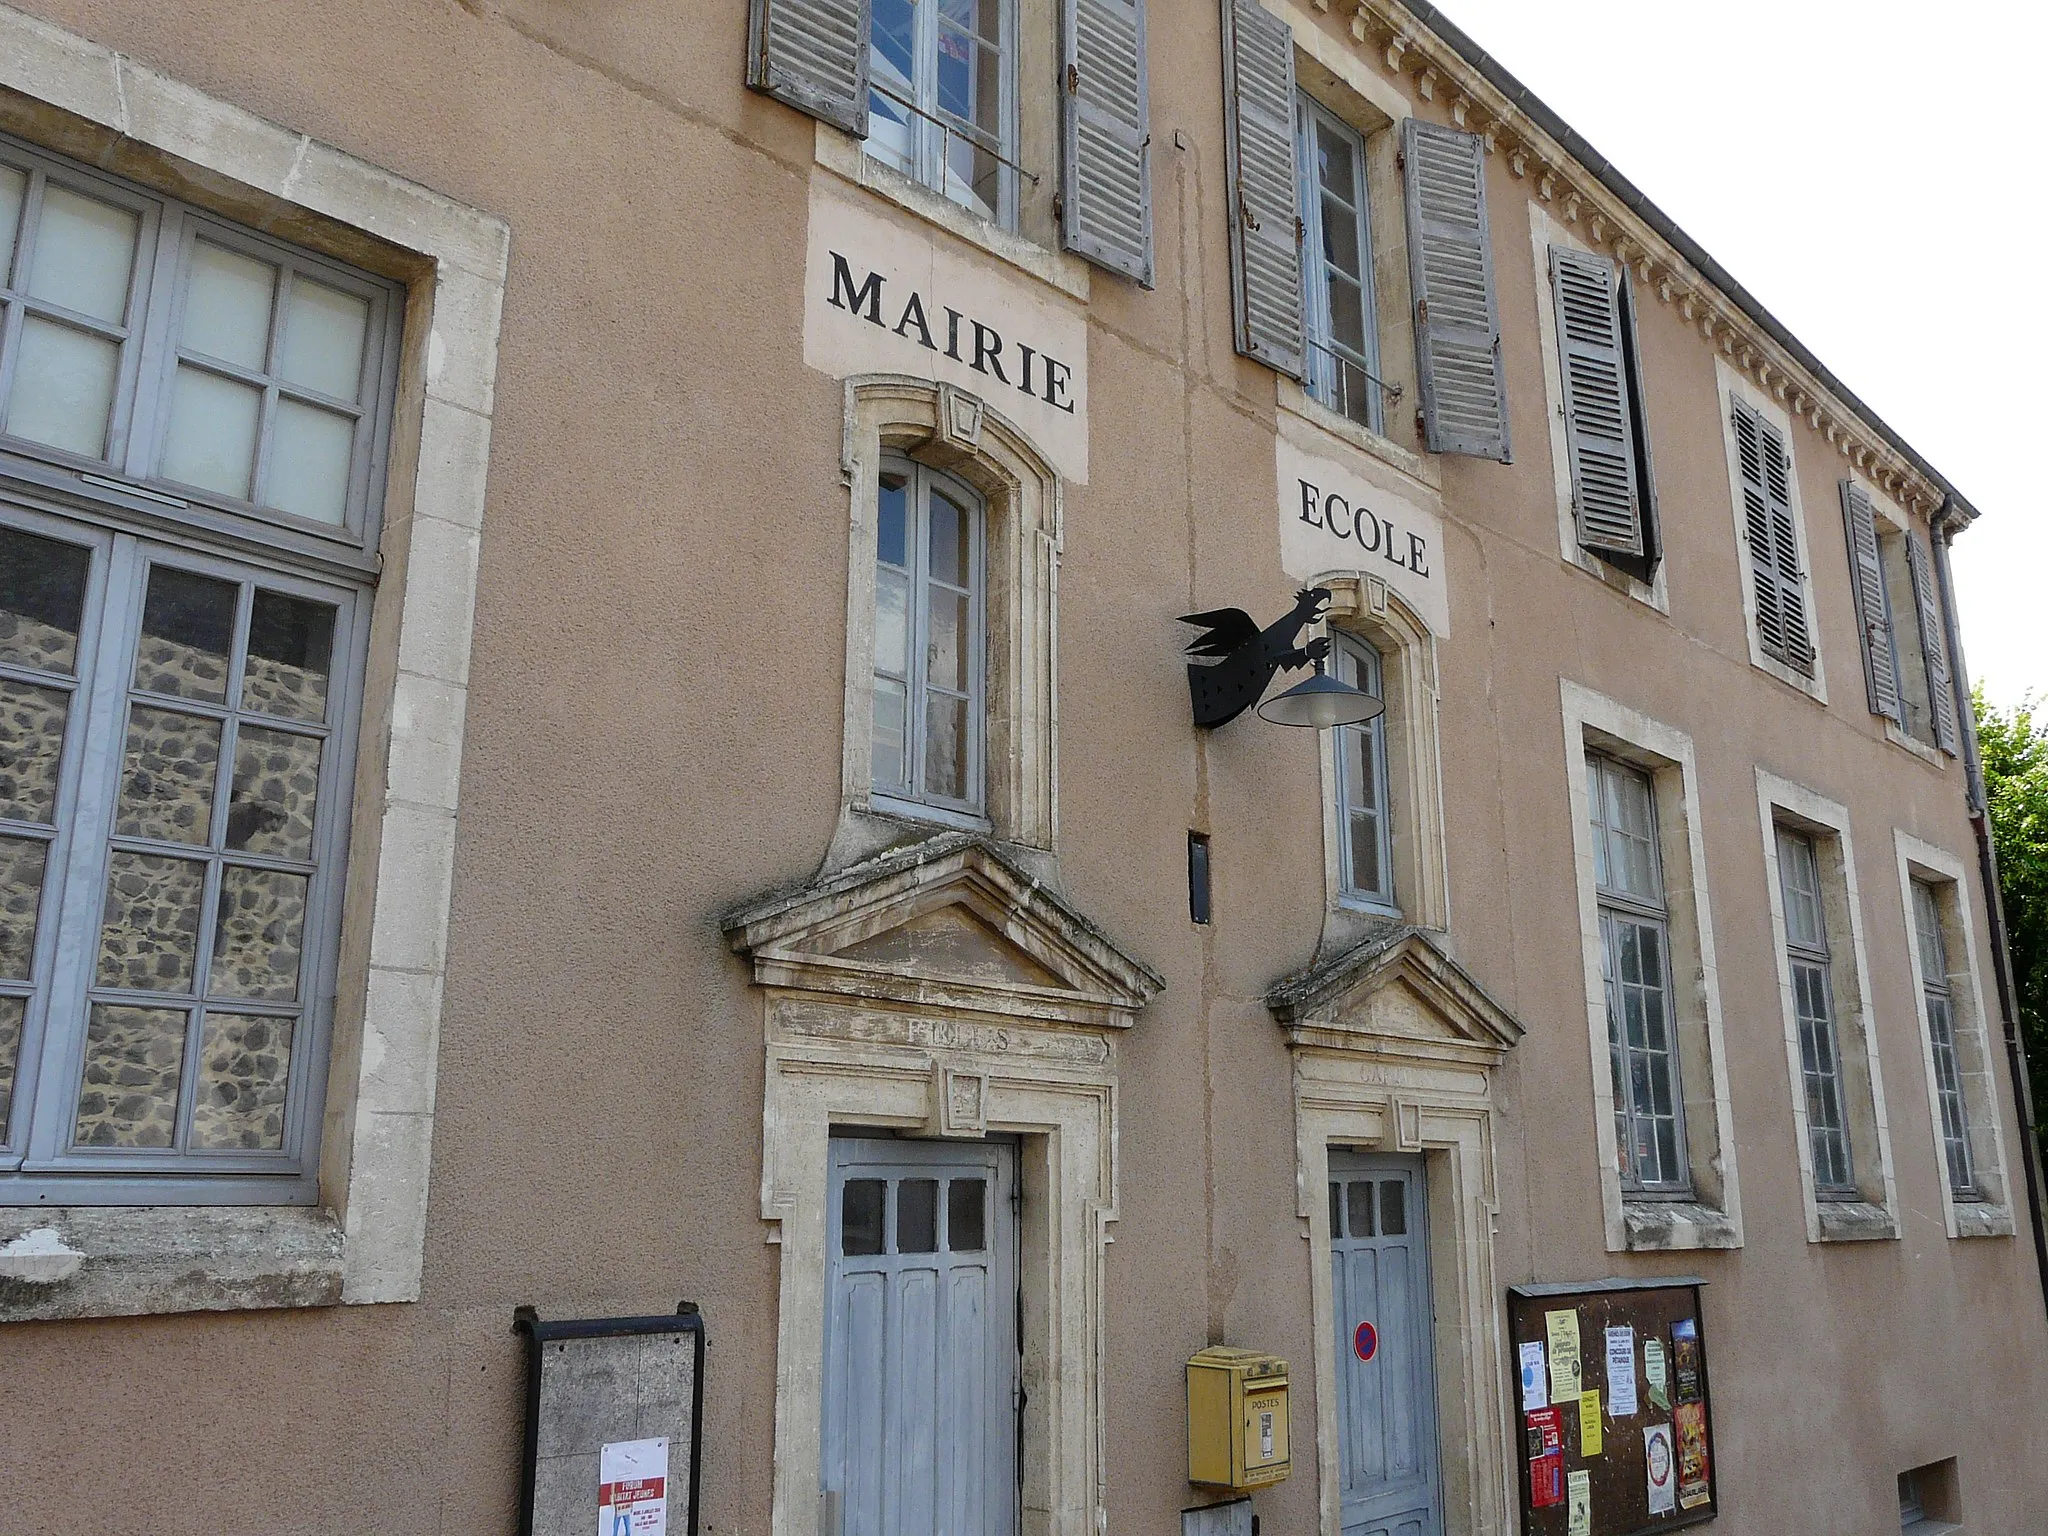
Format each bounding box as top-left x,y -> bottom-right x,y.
1401,118 -> 1510,462
1550,247 -> 1641,557
1061,0 -> 1153,285
746,0 -> 870,136
1732,403 -> 1812,674
1906,531 -> 1960,754
1221,0 -> 1303,376
1838,481 -> 1903,723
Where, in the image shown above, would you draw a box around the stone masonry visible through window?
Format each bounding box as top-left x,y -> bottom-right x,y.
0,130 -> 397,1205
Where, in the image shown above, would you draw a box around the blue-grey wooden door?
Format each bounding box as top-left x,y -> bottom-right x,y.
1329,1150 -> 1442,1536
822,1137 -> 1018,1536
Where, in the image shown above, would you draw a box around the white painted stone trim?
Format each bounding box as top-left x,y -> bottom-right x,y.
1892,831 -> 2016,1239
1715,357 -> 1828,704
1527,203 -> 1669,614
1559,680 -> 1744,1251
0,2 -> 507,1315
1753,770 -> 1901,1242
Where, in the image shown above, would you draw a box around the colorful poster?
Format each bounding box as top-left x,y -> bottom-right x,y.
1675,1400 -> 1712,1510
1577,1389 -> 1603,1457
1605,1325 -> 1638,1417
1544,1310 -> 1583,1406
1527,1406 -> 1565,1509
1520,1339 -> 1548,1410
598,1437 -> 669,1536
1644,1337 -> 1670,1412
1644,1423 -> 1676,1515
1672,1318 -> 1702,1405
1566,1469 -> 1592,1536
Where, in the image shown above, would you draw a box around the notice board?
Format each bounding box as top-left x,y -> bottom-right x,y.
1506,1278 -> 1716,1536
516,1304 -> 705,1536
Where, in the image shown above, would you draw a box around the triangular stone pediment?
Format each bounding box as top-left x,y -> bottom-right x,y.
1266,925 -> 1523,1062
725,833 -> 1163,1027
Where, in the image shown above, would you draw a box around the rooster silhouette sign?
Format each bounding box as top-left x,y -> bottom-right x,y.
1178,586 -> 1333,729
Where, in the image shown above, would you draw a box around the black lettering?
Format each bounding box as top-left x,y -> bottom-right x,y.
944,307 -> 965,361
970,321 -> 1009,384
828,252 -> 885,324
1298,481 -> 1323,528
1042,356 -> 1075,413
1407,532 -> 1429,577
1016,343 -> 1038,397
893,292 -> 936,350
1354,510 -> 1382,553
1323,494 -> 1354,541
1381,519 -> 1403,565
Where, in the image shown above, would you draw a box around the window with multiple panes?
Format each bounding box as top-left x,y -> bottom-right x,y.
1776,828 -> 1853,1195
1912,879 -> 1975,1199
866,0 -> 1017,227
1587,753 -> 1688,1195
1332,633 -> 1392,909
871,457 -> 985,819
0,134 -> 396,1203
1295,94 -> 1383,433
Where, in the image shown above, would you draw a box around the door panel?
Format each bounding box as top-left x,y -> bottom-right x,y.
1330,1151 -> 1442,1536
823,1138 -> 1018,1536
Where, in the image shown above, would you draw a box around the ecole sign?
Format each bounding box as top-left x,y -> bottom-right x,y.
804,179 -> 1090,482
1275,433 -> 1449,637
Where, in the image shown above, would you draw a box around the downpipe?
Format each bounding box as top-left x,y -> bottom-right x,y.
1931,499 -> 2048,1331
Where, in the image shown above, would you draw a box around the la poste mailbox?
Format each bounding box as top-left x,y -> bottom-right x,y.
1186,1347 -> 1291,1491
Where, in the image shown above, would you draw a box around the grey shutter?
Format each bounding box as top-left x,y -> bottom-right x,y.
1616,271 -> 1662,578
1906,531 -> 1960,754
747,0 -> 871,136
1221,0 -> 1303,376
1550,246 -> 1642,557
1061,0 -> 1153,285
1839,481 -> 1903,723
1401,118 -> 1510,462
1732,403 -> 1812,674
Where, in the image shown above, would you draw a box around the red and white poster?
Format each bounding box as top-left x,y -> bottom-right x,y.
1526,1406 -> 1564,1509
598,1437 -> 668,1536
1644,1423 -> 1676,1516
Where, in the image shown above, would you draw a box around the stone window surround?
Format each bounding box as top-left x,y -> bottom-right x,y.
0,3 -> 505,1319
1310,575 -> 1449,948
1527,201 -> 1670,615
1893,830 -> 2015,1239
1559,680 -> 1744,1253
827,375 -> 1059,870
1715,356 -> 1828,705
1279,0 -> 1421,456
1753,770 -> 1902,1243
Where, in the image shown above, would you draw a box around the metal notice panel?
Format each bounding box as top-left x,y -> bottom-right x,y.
516,1304 -> 705,1536
1506,1278 -> 1716,1536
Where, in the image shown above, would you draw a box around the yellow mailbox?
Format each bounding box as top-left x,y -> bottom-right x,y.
1186,1347 -> 1290,1491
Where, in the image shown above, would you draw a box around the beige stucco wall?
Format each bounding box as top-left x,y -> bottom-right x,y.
0,0 -> 2043,1532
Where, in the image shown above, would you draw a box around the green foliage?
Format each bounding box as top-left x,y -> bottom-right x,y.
1975,688 -> 2048,1153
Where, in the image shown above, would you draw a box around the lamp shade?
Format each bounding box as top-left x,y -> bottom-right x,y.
1256,665 -> 1385,729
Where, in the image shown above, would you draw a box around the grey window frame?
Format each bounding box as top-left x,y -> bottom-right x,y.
1294,93 -> 1382,435
864,0 -> 1020,230
0,133 -> 397,1206
1587,752 -> 1690,1197
1776,827 -> 1854,1196
1331,632 -> 1393,912
1912,878 -> 1976,1199
869,454 -> 988,825
0,130 -> 404,573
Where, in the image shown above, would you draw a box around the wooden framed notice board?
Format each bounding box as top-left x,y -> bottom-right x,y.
1506,1278 -> 1716,1536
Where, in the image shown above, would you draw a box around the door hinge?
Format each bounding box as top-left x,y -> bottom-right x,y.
1053,192 -> 1065,222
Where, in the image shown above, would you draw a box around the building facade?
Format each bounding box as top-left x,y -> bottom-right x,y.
0,0 -> 2042,1531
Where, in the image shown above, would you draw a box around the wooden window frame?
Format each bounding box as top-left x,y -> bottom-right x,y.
1912,877 -> 1975,1200
1295,93 -> 1383,435
869,453 -> 988,825
1776,827 -> 1855,1197
863,0 -> 1021,231
0,132 -> 403,570
1330,631 -> 1394,912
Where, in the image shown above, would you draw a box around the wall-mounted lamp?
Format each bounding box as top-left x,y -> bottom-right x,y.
1179,587 -> 1382,730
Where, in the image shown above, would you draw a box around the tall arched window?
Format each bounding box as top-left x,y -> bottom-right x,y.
871,455 -> 986,818
1333,633 -> 1393,909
